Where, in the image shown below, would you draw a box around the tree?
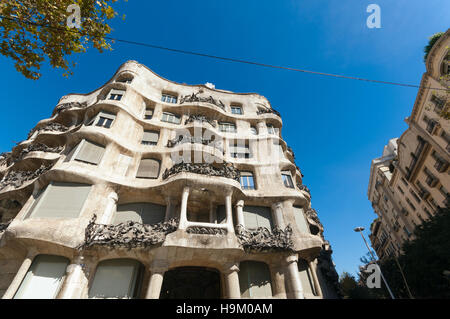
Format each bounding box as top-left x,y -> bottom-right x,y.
339,271 -> 378,299
0,0 -> 124,79
424,32 -> 444,63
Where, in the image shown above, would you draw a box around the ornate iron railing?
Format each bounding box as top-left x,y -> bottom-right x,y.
235,224 -> 294,253
162,162 -> 240,182
0,164 -> 52,191
180,92 -> 225,110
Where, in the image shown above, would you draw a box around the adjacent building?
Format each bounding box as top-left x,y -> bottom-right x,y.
0,61 -> 340,299
368,29 -> 450,260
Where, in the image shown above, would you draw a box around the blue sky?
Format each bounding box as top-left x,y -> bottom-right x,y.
1,0 -> 449,276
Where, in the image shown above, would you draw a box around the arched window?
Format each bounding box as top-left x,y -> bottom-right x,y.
14,255 -> 69,299
88,259 -> 143,299
238,261 -> 273,298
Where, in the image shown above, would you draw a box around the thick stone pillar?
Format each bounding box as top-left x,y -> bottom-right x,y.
98,190 -> 118,224
145,260 -> 169,299
2,250 -> 37,299
235,200 -> 245,227
164,197 -> 174,221
286,255 -> 304,299
309,260 -> 323,298
178,186 -> 190,230
223,263 -> 241,299
272,202 -> 285,229
57,255 -> 89,299
209,202 -> 217,224
224,192 -> 234,233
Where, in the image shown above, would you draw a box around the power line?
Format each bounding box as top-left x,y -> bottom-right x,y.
0,14 -> 448,91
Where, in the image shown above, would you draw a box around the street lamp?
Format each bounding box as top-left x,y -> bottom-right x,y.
354,226 -> 395,299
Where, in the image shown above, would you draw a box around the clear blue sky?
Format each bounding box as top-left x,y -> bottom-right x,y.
1,1 -> 449,276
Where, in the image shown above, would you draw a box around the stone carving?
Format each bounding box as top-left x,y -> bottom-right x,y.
80,214 -> 179,250
162,161 -> 240,182
28,123 -> 69,139
184,114 -> 217,127
180,92 -> 225,110
0,164 -> 52,191
186,226 -> 227,235
167,135 -> 223,151
256,107 -> 281,117
318,243 -> 342,297
53,101 -> 87,115
304,208 -> 324,237
235,224 -> 294,253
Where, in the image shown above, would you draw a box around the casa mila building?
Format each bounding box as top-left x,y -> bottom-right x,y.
0,61 -> 340,299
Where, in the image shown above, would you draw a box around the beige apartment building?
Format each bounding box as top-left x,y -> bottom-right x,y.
0,61 -> 340,299
368,29 -> 449,260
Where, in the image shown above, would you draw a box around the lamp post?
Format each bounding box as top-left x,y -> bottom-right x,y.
354,226 -> 395,299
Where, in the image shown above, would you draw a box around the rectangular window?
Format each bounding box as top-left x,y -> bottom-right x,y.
13,255 -> 69,299
141,131 -> 159,146
144,108 -> 153,120
219,122 -> 237,133
230,142 -> 251,159
88,111 -> 116,128
114,203 -> 166,225
136,158 -> 160,179
240,172 -> 255,190
243,206 -> 273,230
161,93 -> 177,104
401,177 -> 408,186
298,259 -> 317,296
397,186 -> 404,195
282,171 -> 294,188
238,261 -> 272,298
72,140 -> 105,165
231,105 -> 243,115
27,182 -> 92,219
267,124 -> 276,135
424,167 -> 438,187
409,189 -> 421,203
293,206 -> 310,234
439,185 -> 448,198
405,198 -> 416,211
108,89 -> 125,101
161,112 -> 181,124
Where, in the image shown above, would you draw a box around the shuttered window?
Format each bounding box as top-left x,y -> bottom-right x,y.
142,131 -> 159,146
144,108 -> 153,120
298,259 -> 316,296
161,112 -> 181,124
242,206 -> 273,230
73,140 -> 105,165
14,255 -> 69,299
239,261 -> 273,298
88,259 -> 143,299
114,203 -> 166,225
136,158 -> 160,179
293,206 -> 309,234
27,182 -> 92,219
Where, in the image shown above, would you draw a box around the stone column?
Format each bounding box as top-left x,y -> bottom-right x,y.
286,255 -> 304,299
235,200 -> 245,227
164,197 -> 174,221
2,250 -> 37,299
309,260 -> 323,298
209,202 -> 217,224
98,190 -> 118,224
57,255 -> 89,299
224,192 -> 234,234
223,263 -> 241,299
272,202 -> 285,229
178,186 -> 190,230
145,260 -> 169,299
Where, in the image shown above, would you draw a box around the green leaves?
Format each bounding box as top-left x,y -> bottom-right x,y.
0,0 -> 124,79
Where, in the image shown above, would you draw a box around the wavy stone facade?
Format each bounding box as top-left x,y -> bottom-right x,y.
0,61 -> 339,299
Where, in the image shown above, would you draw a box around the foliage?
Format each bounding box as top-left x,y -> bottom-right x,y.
339,272 -> 379,299
0,0 -> 124,79
424,32 -> 444,63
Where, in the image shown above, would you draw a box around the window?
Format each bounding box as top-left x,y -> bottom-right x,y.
70,140 -> 105,165
108,89 -> 125,101
423,115 -> 437,134
13,255 -> 69,299
136,158 -> 160,179
161,112 -> 181,124
403,226 -> 412,238
144,108 -> 153,120
439,185 -> 448,198
432,151 -> 448,172
240,172 -> 255,190
298,259 -> 317,296
238,261 -> 272,298
424,167 -> 438,187
89,259 -> 143,299
409,189 -> 421,203
267,124 -> 276,135
230,142 -> 251,159
440,131 -> 450,153
87,111 -> 116,128
219,122 -> 236,133
397,186 -> 404,195
431,95 -> 445,112
281,171 -> 294,188
141,130 -> 159,146
231,105 -> 243,115
405,198 -> 416,211
242,206 -> 273,230
293,206 -> 309,234
161,93 -> 177,104
27,182 -> 92,219
416,181 -> 430,200
401,177 -> 408,186
114,203 -> 166,225
250,126 -> 258,135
